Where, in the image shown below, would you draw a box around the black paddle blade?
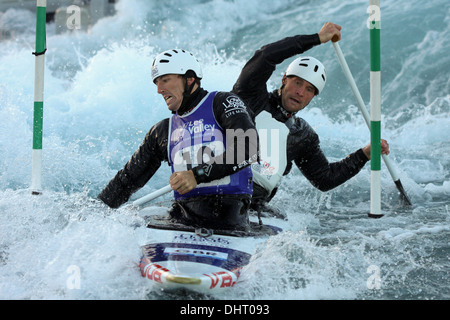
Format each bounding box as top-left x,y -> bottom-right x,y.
395,179 -> 412,206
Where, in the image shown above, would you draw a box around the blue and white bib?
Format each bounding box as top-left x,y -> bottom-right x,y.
168,91 -> 252,200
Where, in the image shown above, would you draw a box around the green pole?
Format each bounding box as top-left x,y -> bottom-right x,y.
31,0 -> 47,195
368,0 -> 382,218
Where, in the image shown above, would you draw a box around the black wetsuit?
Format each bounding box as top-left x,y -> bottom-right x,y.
232,34 -> 369,207
98,87 -> 258,230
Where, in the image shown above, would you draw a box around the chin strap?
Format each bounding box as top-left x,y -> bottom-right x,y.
177,77 -> 197,114
183,77 -> 196,98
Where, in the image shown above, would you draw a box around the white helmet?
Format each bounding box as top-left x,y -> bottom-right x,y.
151,49 -> 203,83
285,56 -> 326,94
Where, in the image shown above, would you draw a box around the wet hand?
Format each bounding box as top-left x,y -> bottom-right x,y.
318,22 -> 342,43
363,139 -> 390,160
169,170 -> 197,195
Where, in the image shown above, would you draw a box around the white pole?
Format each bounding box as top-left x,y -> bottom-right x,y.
332,41 -> 411,207
31,0 -> 47,195
133,185 -> 173,207
368,0 -> 383,218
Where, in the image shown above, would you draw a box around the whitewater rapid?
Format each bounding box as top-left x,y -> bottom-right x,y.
1,0 -> 449,300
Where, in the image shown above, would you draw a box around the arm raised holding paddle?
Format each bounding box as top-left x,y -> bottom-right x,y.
232,22 -> 392,214
318,22 -> 342,43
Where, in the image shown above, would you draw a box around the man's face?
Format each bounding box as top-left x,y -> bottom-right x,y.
280,76 -> 316,113
155,74 -> 185,112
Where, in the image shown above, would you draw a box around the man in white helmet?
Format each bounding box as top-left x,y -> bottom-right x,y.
232,22 -> 390,215
98,49 -> 259,231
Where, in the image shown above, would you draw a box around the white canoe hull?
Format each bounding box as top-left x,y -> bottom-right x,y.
139,209 -> 281,293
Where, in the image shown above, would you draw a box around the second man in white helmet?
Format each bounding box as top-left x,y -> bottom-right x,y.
232,22 -> 390,215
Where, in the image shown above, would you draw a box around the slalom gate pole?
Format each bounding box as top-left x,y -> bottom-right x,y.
368,0 -> 382,218
31,0 -> 47,195
331,15 -> 412,208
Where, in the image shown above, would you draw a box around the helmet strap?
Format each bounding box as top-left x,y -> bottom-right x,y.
177,76 -> 198,114
183,77 -> 196,98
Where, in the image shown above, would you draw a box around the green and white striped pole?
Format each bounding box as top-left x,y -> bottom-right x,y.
332,1 -> 412,209
31,0 -> 47,195
368,0 -> 382,218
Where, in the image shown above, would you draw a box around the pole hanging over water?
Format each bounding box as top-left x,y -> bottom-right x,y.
368,0 -> 382,218
31,0 -> 47,195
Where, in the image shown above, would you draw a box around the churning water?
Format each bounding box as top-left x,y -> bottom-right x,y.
0,0 -> 449,300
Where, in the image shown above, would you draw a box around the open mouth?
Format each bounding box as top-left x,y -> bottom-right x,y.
290,97 -> 300,105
